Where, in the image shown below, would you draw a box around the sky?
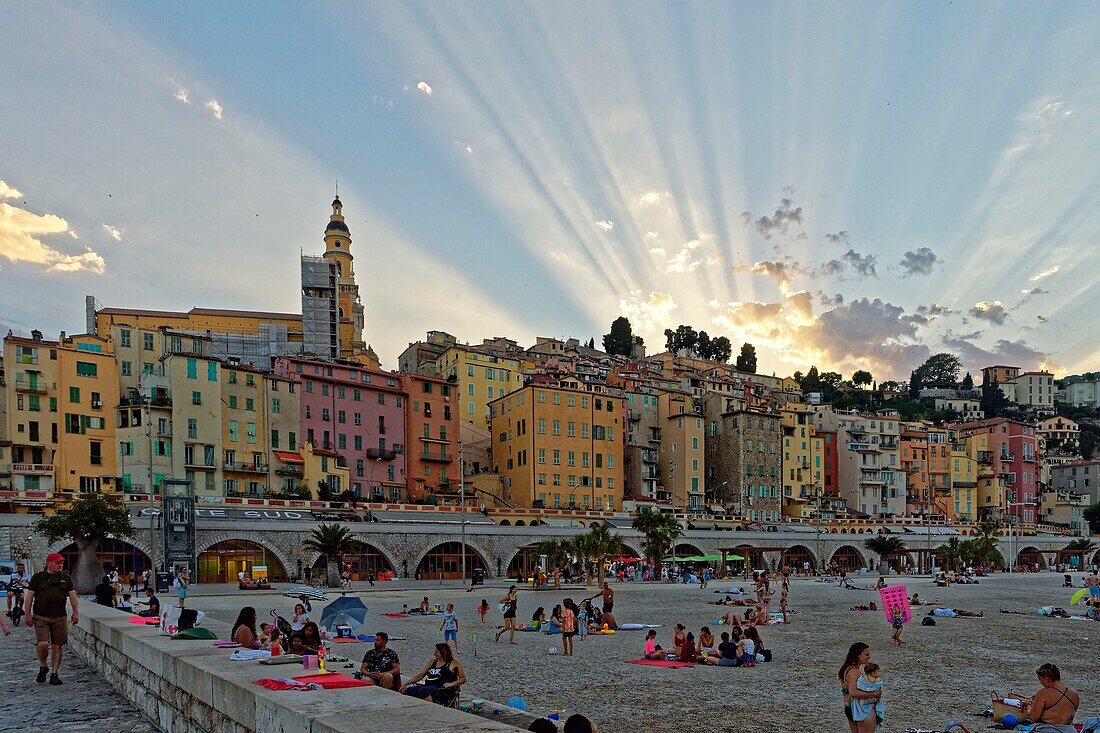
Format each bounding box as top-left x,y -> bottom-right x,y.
1,2 -> 1098,380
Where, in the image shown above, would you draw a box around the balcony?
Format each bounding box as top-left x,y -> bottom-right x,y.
849,442 -> 880,452
954,481 -> 978,488
1000,452 -> 1016,462
641,451 -> 658,464
365,448 -> 397,461
275,464 -> 303,476
224,461 -> 268,473
420,453 -> 453,463
12,463 -> 54,475
184,461 -> 217,471
628,410 -> 641,422
977,451 -> 994,465
14,379 -> 48,394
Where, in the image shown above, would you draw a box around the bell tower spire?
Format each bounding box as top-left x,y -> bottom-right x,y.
321,191 -> 365,356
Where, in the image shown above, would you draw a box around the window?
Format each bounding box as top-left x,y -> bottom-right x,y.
142,362 -> 154,375
538,419 -> 546,434
538,473 -> 547,485
568,451 -> 576,467
378,393 -> 385,405
322,383 -> 330,396
538,448 -> 546,464
272,398 -> 281,414
188,419 -> 197,439
192,391 -> 202,405
338,410 -> 346,424
229,396 -> 238,409
119,329 -> 131,347
69,386 -> 80,404
247,422 -> 256,444
143,332 -> 154,351
553,450 -> 561,465
206,362 -> 216,381
289,432 -> 297,450
121,360 -> 132,376
552,420 -> 561,436
75,361 -> 97,377
229,421 -> 239,441
322,408 -> 330,422
186,359 -> 197,379
245,398 -> 254,411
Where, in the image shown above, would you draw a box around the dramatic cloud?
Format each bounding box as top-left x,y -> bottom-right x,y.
618,290 -> 676,334
968,300 -> 1009,325
594,219 -> 614,232
820,248 -> 878,279
824,231 -> 848,244
740,195 -> 803,240
662,240 -> 703,273
416,81 -> 433,95
0,200 -> 106,274
1030,265 -> 1060,281
205,98 -> 223,120
942,335 -> 1050,372
898,247 -> 940,276
101,224 -> 122,242
742,260 -> 806,292
0,181 -> 24,200
637,190 -> 669,206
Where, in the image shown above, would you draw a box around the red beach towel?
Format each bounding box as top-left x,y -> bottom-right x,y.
292,672 -> 373,689
627,658 -> 697,668
382,613 -> 410,619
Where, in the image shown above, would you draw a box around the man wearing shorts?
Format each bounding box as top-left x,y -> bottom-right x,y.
588,582 -> 614,614
24,552 -> 78,685
1087,571 -> 1100,599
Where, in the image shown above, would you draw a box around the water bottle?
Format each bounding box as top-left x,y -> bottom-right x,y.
318,642 -> 326,672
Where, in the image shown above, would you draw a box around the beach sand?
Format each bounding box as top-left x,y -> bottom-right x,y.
199,572 -> 1098,732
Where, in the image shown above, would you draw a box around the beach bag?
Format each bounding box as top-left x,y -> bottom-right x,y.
921,616 -> 936,626
991,692 -> 1026,724
159,605 -> 207,636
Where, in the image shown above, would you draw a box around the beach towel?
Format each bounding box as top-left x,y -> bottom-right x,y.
382,613 -> 409,618
128,616 -> 159,625
213,641 -> 241,648
627,658 -> 696,668
291,672 -> 372,689
253,677 -> 321,691
330,637 -> 361,643
231,649 -> 272,661
618,623 -> 664,630
879,584 -> 911,624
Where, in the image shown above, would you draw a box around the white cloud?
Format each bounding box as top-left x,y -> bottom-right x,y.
0,180 -> 24,199
637,190 -> 669,206
205,98 -> 223,120
101,224 -> 122,242
174,88 -> 189,104
417,81 -> 432,95
663,239 -> 702,273
595,219 -> 614,232
1030,265 -> 1060,281
644,230 -> 658,240
0,201 -> 106,274
618,290 -> 677,335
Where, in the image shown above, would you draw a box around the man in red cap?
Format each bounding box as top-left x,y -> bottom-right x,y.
23,552 -> 78,685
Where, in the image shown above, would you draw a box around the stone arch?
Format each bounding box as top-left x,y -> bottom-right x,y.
618,539 -> 645,559
415,541 -> 490,580
514,520 -> 526,526
590,521 -> 602,529
781,544 -> 816,571
308,539 -> 397,581
55,537 -> 154,577
499,519 -> 511,526
49,534 -> 158,567
1092,549 -> 1100,567
672,542 -> 704,557
506,543 -> 542,581
196,532 -> 293,581
829,545 -> 867,572
1015,546 -> 1046,570
197,538 -> 289,584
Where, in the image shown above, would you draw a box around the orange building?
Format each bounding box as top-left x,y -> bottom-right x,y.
403,374 -> 460,502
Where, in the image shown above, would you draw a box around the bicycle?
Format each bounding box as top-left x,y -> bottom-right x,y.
6,584 -> 25,627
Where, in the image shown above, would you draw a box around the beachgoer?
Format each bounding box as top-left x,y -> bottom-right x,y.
441,603 -> 459,652
679,632 -> 698,663
577,600 -> 590,641
300,621 -> 322,652
671,623 -> 687,657
418,597 -> 431,614
549,604 -> 563,633
780,582 -> 790,624
137,587 -> 160,617
563,714 -> 598,733
851,663 -> 885,729
118,593 -> 134,612
287,634 -> 306,655
1088,570 -> 1100,600
889,604 -> 904,646
1023,663 -> 1080,732
297,594 -> 313,614
529,720 -> 557,733
291,603 -> 309,631
698,627 -> 715,653
495,585 -> 519,644
24,552 -> 78,685
231,607 -> 261,649
840,643 -> 882,733
477,599 -> 490,623
561,599 -> 577,656
366,570 -> 376,587
6,562 -> 28,618
360,631 -> 400,690
94,576 -> 116,607
600,611 -> 618,630
588,582 -> 615,614
735,629 -> 756,666
928,607 -> 983,618
705,631 -> 738,666
644,629 -> 664,660
402,642 -> 467,705
176,567 -> 190,607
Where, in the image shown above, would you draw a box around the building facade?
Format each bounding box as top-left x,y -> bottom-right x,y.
436,346 -> 525,428
403,374 -> 460,502
703,395 -> 782,521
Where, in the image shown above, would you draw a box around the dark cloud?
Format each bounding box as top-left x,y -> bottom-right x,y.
739,195 -> 803,240
819,248 -> 878,279
968,300 -> 1009,326
1017,287 -> 1049,306
796,297 -> 929,376
824,231 -> 849,245
915,303 -> 957,318
942,335 -> 1049,372
898,247 -> 940,277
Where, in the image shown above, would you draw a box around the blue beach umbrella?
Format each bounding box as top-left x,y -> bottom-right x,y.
319,597 -> 369,637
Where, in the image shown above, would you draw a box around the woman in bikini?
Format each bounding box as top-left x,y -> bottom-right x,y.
495,585 -> 519,644
839,642 -> 882,733
1024,663 -> 1080,733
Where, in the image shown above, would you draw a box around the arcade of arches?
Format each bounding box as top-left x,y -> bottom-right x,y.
197,539 -> 288,584
829,545 -> 865,573
60,539 -> 151,578
310,541 -> 394,581
416,542 -> 487,580
781,545 -> 815,571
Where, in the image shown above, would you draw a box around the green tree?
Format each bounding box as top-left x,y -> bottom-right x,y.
1083,502 -> 1100,535
601,316 -> 635,356
696,331 -> 713,360
710,336 -> 733,363
1062,538 -> 1097,569
801,366 -> 821,391
940,536 -> 962,571
584,523 -> 622,585
864,535 -> 907,572
852,370 -> 873,388
632,507 -> 682,579
664,325 -> 699,354
302,523 -> 356,587
735,343 -> 758,373
961,372 -> 974,391
909,353 -> 962,397
820,371 -> 844,389
981,380 -> 1012,419
34,493 -> 134,593
537,539 -> 571,588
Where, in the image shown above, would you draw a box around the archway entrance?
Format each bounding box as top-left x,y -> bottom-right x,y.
311,541 -> 394,582
722,545 -> 765,574
830,545 -> 865,573
60,539 -> 151,578
1016,547 -> 1045,571
416,542 -> 488,580
781,545 -> 815,573
508,544 -> 541,581
671,543 -> 704,558
198,539 -> 288,584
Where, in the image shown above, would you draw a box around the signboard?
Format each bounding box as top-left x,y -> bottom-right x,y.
252,565 -> 269,581
162,479 -> 195,573
195,508 -> 313,521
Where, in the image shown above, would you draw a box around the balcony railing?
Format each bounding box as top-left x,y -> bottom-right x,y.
420,453 -> 453,463
977,451 -> 994,464
275,464 -> 303,476
224,461 -> 268,473
365,448 -> 397,461
14,380 -> 48,394
12,463 -> 54,475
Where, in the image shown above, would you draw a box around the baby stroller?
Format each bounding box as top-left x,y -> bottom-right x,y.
1064,574 -> 1073,588
269,609 -> 294,639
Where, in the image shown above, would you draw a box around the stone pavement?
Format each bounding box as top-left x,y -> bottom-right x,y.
0,618 -> 160,733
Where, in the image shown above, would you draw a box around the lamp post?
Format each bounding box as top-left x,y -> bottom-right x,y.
460,447 -> 466,587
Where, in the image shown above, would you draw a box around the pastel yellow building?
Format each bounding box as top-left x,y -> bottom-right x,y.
490,383 -> 623,511
4,331 -> 61,495
94,305 -> 303,351
780,404 -> 823,518
55,333 -> 120,493
948,429 -> 978,521
436,346 -> 525,428
164,344 -> 224,500
657,392 -> 705,511
302,442 -> 349,499
220,363 -> 269,498
955,429 -> 1003,518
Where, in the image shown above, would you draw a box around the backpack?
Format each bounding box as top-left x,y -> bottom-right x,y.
921,616 -> 936,626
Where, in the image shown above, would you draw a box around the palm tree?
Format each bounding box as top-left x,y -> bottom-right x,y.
568,533 -> 593,585
940,537 -> 962,572
302,523 -> 356,587
537,539 -> 570,588
632,507 -> 682,579
34,493 -> 135,593
585,523 -> 622,584
972,521 -> 1002,568
863,535 -> 907,572
1062,538 -> 1097,570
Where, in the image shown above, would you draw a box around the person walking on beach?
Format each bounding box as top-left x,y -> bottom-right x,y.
587,582 -> 614,615
1087,570 -> 1099,600
495,585 -> 519,644
840,642 -> 882,733
176,567 -> 190,607
441,603 -> 459,652
24,552 -> 79,685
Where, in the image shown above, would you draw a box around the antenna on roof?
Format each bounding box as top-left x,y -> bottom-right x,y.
335,179 -> 339,197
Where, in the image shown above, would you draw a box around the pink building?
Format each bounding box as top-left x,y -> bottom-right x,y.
953,417 -> 1039,523
275,357 -> 407,501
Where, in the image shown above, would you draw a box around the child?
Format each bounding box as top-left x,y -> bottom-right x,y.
851,662 -> 885,729
577,600 -> 589,641
477,599 -> 490,623
889,605 -> 904,646
643,629 -> 663,659
441,602 -> 459,651
560,599 -> 577,656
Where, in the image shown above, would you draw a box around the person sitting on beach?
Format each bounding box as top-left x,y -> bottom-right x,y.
360,631 -> 401,690
94,576 -> 116,607
291,603 -> 310,631
300,621 -> 323,652
1023,663 -> 1079,732
928,607 -> 983,618
671,624 -> 687,656
721,610 -> 741,627
287,633 -> 307,655
136,587 -> 160,618
417,597 -> 432,614
402,604 -> 410,614
704,631 -> 739,666
530,607 -> 547,631
698,627 -> 715,654
231,606 -> 261,649
402,642 -> 467,705
910,593 -> 922,606
851,663 -> 885,728
600,611 -> 618,630
679,632 -> 699,663
549,604 -> 564,633
563,714 -> 598,733
643,629 -> 664,659
735,628 -> 756,666
529,720 -> 557,733
873,577 -> 886,591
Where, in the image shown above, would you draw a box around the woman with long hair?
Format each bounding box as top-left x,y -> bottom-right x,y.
231,606 -> 260,649
291,603 -> 309,631
839,642 -> 880,732
495,585 -> 519,644
401,642 -> 467,705
300,621 -> 322,652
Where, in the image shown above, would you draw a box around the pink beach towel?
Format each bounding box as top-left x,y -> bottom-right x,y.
627,658 -> 697,668
879,584 -> 911,624
381,613 -> 410,619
